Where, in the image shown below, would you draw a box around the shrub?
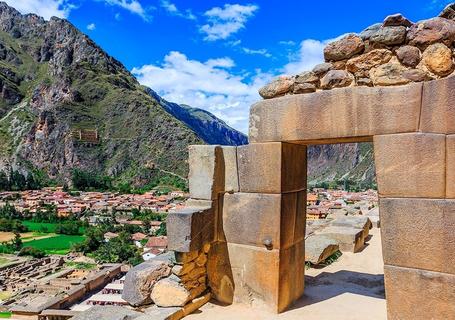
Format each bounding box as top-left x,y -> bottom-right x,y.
18,246 -> 46,258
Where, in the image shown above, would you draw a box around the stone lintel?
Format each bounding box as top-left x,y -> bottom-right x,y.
249,83 -> 422,143
373,132 -> 446,198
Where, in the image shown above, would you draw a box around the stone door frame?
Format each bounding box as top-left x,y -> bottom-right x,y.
168,77 -> 455,318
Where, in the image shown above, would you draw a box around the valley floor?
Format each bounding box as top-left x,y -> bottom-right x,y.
188,228 -> 386,320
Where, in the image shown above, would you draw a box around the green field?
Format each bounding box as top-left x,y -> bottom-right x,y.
22,221 -> 85,234
22,221 -> 58,233
22,235 -> 86,255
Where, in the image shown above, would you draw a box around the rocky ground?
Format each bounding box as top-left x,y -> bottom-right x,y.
187,228 -> 386,320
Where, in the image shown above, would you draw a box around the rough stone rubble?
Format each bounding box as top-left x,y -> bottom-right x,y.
259,4 -> 455,99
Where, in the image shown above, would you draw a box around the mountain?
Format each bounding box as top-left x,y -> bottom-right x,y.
307,143 -> 376,190
146,89 -> 248,146
0,2 -> 246,188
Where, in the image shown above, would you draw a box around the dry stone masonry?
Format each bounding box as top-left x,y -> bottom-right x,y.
259,6 -> 455,99
163,4 -> 455,320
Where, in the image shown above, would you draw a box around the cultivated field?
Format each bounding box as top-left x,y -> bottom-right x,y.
23,235 -> 86,255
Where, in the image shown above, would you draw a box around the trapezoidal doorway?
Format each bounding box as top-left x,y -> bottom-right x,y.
168,77 -> 455,319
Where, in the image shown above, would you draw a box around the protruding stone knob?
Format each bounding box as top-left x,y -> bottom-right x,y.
263,238 -> 273,250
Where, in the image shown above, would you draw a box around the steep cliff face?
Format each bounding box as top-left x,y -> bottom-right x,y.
0,3 -> 246,187
308,143 -> 376,189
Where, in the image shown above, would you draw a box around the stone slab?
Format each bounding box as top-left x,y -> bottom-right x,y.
384,265 -> 455,320
221,146 -> 239,193
249,83 -> 422,143
167,207 -> 215,252
237,142 -> 307,193
448,135 -> 455,198
420,76 -> 455,134
373,133 -> 446,198
227,241 -> 305,313
188,145 -> 224,200
70,306 -> 143,320
222,192 -> 305,249
380,198 -> 455,274
330,216 -> 372,239
305,234 -> 339,264
316,226 -> 365,253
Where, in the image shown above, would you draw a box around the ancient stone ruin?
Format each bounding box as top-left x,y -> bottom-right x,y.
126,4 -> 455,319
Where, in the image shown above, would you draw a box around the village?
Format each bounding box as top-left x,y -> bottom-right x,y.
0,188 -> 188,217
0,185 -> 380,319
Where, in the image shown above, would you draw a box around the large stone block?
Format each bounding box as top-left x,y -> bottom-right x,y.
305,234 -> 339,264
206,241 -> 234,304
384,265 -> 455,320
420,76 -> 455,134
380,198 -> 455,274
448,135 -> 455,198
316,226 -> 365,253
237,142 -> 307,193
188,145 -> 224,200
249,83 -> 422,143
167,206 -> 215,252
222,192 -> 305,249
122,258 -> 173,306
227,241 -> 305,313
374,133 -> 446,198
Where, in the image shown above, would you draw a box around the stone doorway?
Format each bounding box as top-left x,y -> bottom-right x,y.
168,77 -> 455,319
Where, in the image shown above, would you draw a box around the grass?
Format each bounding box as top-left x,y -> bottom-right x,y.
0,257 -> 9,266
22,221 -> 85,234
22,221 -> 58,233
65,261 -> 97,270
0,311 -> 11,318
306,250 -> 343,269
22,235 -> 86,255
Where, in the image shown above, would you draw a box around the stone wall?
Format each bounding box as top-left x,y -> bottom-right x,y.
165,4 -> 455,319
165,144 -> 307,313
259,4 -> 455,99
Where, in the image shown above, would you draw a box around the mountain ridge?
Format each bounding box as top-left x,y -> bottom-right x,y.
0,2 -> 246,188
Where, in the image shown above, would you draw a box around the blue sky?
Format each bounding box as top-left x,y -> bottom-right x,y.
7,0 -> 454,133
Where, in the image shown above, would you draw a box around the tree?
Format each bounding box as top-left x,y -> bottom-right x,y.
12,232 -> 22,251
93,232 -> 143,265
155,222 -> 167,236
19,247 -> 46,258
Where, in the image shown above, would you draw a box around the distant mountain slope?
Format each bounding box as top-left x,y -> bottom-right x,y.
0,2 -> 246,187
147,88 -> 247,146
308,143 -> 376,190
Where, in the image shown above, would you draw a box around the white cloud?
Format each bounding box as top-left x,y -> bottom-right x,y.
132,51 -> 272,134
279,40 -> 296,46
87,23 -> 96,30
160,0 -> 196,20
200,4 -> 259,41
242,47 -> 271,58
103,0 -> 151,21
283,39 -> 330,74
4,0 -> 73,20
